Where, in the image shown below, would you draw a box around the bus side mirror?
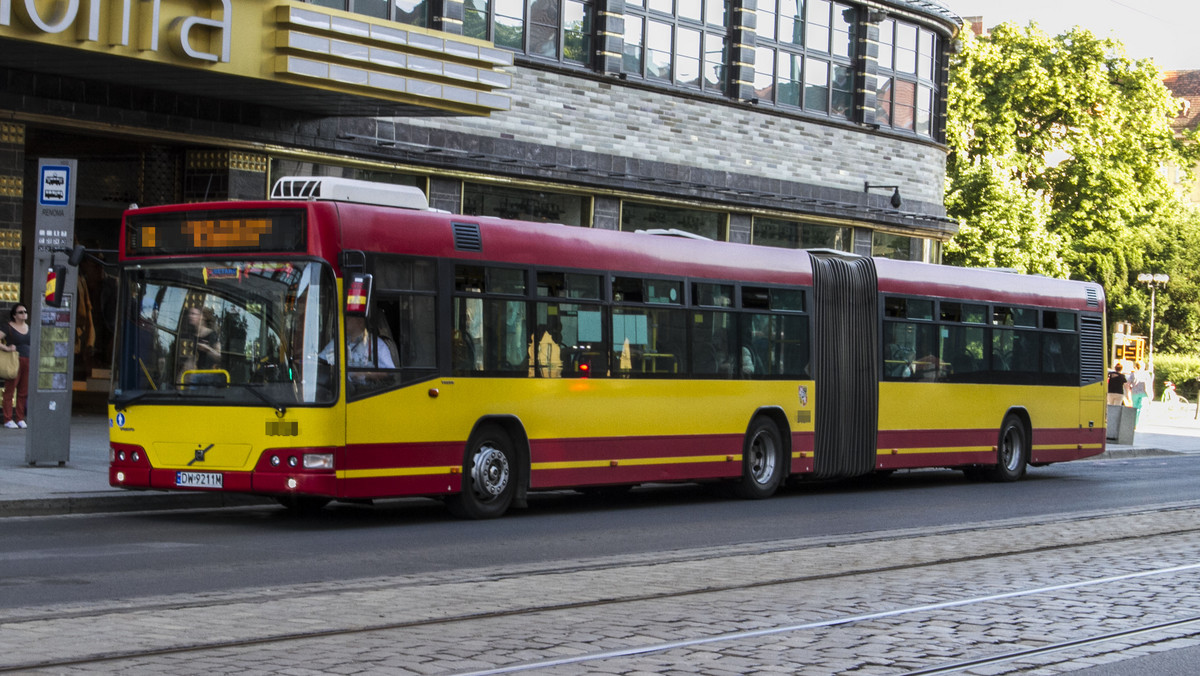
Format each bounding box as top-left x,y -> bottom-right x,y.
68,244 -> 87,267
345,273 -> 373,317
45,265 -> 68,308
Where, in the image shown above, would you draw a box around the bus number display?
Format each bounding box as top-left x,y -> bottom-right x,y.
126,210 -> 306,256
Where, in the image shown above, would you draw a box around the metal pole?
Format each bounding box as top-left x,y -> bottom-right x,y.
1148,284 -> 1156,368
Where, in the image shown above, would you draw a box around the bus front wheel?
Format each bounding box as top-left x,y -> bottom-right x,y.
987,414 -> 1028,482
733,418 -> 785,499
447,425 -> 517,519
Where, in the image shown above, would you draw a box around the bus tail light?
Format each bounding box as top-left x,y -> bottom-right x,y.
303,453 -> 334,469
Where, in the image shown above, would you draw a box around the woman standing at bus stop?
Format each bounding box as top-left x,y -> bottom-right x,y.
0,303 -> 31,428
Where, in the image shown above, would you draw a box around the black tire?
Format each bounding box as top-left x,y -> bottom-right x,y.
446,424 -> 517,519
987,414 -> 1028,482
733,418 -> 785,499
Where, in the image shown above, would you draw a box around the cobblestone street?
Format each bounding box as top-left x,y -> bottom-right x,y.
6,506 -> 1200,675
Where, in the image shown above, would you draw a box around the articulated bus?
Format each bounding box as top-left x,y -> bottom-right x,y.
108,177 -> 1107,517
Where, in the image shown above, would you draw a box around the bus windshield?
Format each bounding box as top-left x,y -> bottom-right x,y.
112,260 -> 339,407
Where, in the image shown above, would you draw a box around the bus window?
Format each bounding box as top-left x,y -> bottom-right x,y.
1042,332 -> 1079,379
391,296 -> 436,370
884,321 -> 938,380
693,282 -> 733,308
940,324 -> 987,381
613,306 -> 686,376
993,328 -> 1040,375
537,271 -> 602,299
374,257 -> 435,292
533,302 -> 605,377
994,306 -> 1037,327
453,298 -> 527,375
115,261 -> 337,406
776,314 -> 811,377
692,310 -> 736,377
1044,311 -> 1076,331
885,296 -> 932,320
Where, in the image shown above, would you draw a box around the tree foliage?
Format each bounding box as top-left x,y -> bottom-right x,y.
945,23 -> 1200,352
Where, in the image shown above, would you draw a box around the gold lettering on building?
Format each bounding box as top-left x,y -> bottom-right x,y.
0,0 -> 230,63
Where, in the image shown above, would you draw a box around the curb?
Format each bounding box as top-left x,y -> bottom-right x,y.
0,492 -> 274,517
1096,447 -> 1183,460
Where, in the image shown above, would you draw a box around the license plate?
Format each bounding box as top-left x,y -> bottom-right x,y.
176,471 -> 223,489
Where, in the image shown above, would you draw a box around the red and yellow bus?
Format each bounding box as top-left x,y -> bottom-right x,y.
108,177 -> 1107,517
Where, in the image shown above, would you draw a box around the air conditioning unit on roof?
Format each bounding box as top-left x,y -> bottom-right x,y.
270,176 -> 429,211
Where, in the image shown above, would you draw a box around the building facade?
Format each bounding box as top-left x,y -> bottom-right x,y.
1163,70 -> 1200,205
0,0 -> 960,382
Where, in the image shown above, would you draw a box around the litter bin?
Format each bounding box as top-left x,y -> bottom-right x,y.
1106,404 -> 1136,445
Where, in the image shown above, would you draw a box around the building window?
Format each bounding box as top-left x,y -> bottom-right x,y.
462,184 -> 591,225
464,0 -> 594,65
753,0 -> 854,119
304,0 -> 430,27
752,218 -> 851,250
876,18 -> 938,137
622,0 -> 728,93
872,231 -> 917,261
269,160 -> 423,189
621,202 -> 727,241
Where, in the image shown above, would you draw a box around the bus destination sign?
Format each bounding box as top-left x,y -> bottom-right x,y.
125,210 -> 306,256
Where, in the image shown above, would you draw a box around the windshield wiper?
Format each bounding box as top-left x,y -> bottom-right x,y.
113,389 -> 223,411
228,383 -> 287,416
114,390 -> 159,411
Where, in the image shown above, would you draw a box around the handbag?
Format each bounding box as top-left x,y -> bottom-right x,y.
0,342 -> 17,381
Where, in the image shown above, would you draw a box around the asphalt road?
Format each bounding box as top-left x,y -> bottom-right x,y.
2,454 -> 1197,610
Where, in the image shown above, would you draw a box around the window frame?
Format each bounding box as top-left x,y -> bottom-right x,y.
875,17 -> 940,138
622,0 -> 730,94
753,0 -> 856,119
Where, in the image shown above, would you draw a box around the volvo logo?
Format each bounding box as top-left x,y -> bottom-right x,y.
187,444 -> 215,466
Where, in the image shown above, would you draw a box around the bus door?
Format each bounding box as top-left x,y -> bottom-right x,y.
809,254 -> 879,478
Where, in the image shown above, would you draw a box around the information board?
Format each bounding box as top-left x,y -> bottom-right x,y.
37,305 -> 73,392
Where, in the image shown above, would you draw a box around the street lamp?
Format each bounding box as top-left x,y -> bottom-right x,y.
1136,272 -> 1169,368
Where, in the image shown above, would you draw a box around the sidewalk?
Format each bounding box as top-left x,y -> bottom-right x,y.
0,398 -> 267,517
1,401 -> 1197,518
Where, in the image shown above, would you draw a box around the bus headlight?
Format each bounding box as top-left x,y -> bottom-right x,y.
303,453 -> 334,469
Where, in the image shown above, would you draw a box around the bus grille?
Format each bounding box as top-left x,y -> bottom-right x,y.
1079,314 -> 1105,386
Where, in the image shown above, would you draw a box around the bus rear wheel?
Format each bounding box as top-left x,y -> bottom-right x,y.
447,425 -> 517,519
733,418 -> 785,499
987,414 -> 1028,482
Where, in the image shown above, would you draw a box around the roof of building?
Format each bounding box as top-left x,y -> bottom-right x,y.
1163,70 -> 1200,133
883,0 -> 960,32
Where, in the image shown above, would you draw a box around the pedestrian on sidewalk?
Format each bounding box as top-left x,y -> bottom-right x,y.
1129,360 -> 1154,425
0,303 -> 30,429
1107,362 -> 1131,406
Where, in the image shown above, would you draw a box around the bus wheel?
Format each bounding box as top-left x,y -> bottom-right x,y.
988,415 -> 1028,482
447,425 -> 516,519
734,418 -> 785,499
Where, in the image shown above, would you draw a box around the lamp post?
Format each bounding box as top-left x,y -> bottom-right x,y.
1136,272 -> 1169,368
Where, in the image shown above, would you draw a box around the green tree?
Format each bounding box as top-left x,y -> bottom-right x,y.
945,22 -> 1200,301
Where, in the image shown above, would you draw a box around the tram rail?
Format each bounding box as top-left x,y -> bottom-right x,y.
5,506 -> 1200,675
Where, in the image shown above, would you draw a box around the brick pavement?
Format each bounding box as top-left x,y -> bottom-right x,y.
4,507 -> 1200,674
